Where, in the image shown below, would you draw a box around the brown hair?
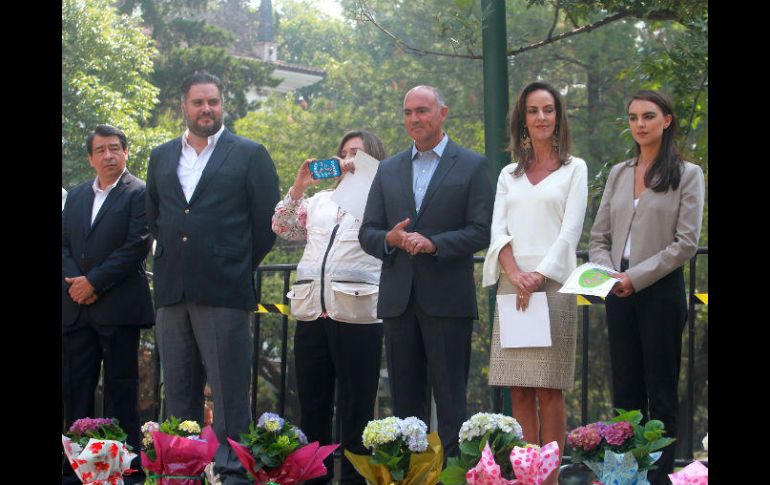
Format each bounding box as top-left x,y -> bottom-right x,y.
337,130 -> 387,161
508,81 -> 571,177
626,90 -> 682,192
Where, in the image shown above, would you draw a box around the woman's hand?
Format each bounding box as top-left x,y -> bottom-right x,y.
289,159 -> 320,200
510,271 -> 545,294
611,272 -> 635,298
340,157 -> 356,175
516,288 -> 531,311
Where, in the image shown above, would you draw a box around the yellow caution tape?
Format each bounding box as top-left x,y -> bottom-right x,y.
256,303 -> 290,315
576,295 -> 605,306
575,293 -> 708,306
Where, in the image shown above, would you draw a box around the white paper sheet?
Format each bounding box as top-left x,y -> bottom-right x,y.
497,292 -> 551,348
330,150 -> 380,220
558,262 -> 619,297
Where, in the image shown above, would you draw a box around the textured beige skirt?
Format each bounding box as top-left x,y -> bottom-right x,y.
488,275 -> 577,389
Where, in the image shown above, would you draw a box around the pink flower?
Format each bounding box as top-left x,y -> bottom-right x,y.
603,422 -> 634,446
567,425 -> 602,451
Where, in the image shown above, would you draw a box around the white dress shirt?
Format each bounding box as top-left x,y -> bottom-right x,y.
178,125 -> 225,202
91,167 -> 127,225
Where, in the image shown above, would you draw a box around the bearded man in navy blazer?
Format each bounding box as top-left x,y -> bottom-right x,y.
62,125 -> 154,481
146,72 -> 280,485
359,85 -> 493,458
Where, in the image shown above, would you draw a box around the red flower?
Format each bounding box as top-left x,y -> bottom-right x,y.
89,441 -> 105,453
109,443 -> 119,458
94,461 -> 110,472
81,471 -> 93,481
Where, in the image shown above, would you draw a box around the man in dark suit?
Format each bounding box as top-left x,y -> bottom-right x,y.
359,85 -> 493,457
146,71 -> 280,485
62,124 -> 154,483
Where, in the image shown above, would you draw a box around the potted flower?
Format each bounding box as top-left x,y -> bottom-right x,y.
567,409 -> 675,485
227,412 -> 338,485
441,412 -> 560,485
140,416 -> 218,484
344,416 -> 444,485
62,417 -> 137,485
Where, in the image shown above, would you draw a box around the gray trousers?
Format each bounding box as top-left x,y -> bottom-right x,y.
156,298 -> 253,485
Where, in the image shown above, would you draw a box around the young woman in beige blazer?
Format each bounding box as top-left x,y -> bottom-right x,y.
589,90 -> 704,484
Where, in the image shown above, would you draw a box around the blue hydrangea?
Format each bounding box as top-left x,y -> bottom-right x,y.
399,416 -> 429,452
257,412 -> 285,432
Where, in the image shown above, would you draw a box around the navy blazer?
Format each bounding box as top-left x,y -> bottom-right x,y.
62,171 -> 155,328
359,138 -> 494,319
146,129 -> 280,311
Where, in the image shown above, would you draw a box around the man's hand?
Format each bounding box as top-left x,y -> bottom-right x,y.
81,294 -> 99,305
611,272 -> 635,298
65,276 -> 96,304
403,232 -> 436,256
386,218 -> 411,250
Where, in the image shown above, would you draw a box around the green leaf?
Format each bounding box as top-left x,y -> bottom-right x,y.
441,464 -> 469,485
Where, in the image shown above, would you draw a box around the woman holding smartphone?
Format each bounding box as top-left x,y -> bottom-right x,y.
589,90 -> 704,484
272,130 -> 386,485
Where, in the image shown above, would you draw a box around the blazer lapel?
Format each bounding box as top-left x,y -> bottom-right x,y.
399,151 -> 418,220
188,130 -> 235,206
612,164 -> 636,266
414,139 -> 458,226
165,139 -> 187,203
81,184 -> 96,234
88,172 -> 130,235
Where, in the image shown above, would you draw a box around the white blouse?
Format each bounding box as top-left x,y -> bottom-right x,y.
482,157 -> 588,287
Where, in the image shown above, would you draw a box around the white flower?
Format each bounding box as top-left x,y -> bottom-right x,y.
179,420 -> 201,434
702,433 -> 708,452
399,417 -> 429,452
141,421 -> 160,434
362,417 -> 401,449
458,413 -> 522,442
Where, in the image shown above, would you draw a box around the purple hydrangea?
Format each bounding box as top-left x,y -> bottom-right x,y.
69,417 -> 114,435
602,421 -> 634,446
294,427 -> 309,445
257,412 -> 285,432
568,425 -> 602,451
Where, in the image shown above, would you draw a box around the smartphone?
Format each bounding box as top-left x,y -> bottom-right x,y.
309,158 -> 342,179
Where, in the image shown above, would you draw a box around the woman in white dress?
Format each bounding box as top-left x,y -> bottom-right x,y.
482,81 -> 587,484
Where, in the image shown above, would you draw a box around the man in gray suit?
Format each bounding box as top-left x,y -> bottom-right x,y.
359,85 -> 493,458
146,71 -> 280,484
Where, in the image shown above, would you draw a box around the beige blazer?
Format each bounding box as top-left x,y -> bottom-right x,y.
588,159 -> 704,292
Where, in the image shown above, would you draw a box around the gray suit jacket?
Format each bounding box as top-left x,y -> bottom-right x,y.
588,159 -> 704,291
146,129 -> 280,311
358,138 -> 493,319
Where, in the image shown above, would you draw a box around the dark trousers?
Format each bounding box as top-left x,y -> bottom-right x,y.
156,299 -> 253,485
62,318 -> 141,472
606,265 -> 686,485
294,318 -> 383,485
383,290 -> 473,459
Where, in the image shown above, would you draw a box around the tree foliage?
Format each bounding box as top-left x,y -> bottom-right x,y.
118,0 -> 280,126
62,0 -> 171,187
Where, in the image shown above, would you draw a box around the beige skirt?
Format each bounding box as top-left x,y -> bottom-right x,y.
488,274 -> 577,389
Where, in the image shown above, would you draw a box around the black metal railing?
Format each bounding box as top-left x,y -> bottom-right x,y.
137,248 -> 707,466
247,248 -> 708,466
